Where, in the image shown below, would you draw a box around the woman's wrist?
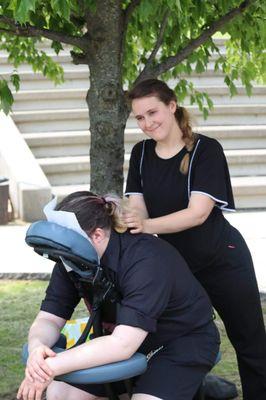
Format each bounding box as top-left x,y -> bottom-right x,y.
143,219 -> 154,234
45,357 -> 57,377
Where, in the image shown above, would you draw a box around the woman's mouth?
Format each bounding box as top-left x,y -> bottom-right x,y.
146,124 -> 161,133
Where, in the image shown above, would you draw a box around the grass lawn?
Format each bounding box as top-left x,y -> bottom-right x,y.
0,280 -> 265,400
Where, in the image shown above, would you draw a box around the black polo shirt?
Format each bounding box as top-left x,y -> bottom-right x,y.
41,230 -> 213,349
125,134 -> 235,271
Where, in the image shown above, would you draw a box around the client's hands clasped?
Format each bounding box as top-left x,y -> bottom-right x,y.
17,345 -> 56,400
26,345 -> 56,383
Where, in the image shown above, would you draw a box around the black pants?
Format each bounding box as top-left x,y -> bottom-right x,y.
195,226 -> 266,400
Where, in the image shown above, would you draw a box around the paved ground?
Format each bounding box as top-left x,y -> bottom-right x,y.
0,211 -> 265,292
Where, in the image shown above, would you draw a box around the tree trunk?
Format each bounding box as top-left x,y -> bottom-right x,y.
86,1 -> 129,196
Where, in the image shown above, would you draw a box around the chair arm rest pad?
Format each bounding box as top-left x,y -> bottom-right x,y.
22,344 -> 147,385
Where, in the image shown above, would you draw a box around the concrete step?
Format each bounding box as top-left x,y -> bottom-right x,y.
39,155 -> 90,185
2,70 -> 90,90
24,130 -> 145,157
52,176 -> 266,210
24,125 -> 266,159
0,50 -> 228,71
231,176 -> 266,208
39,154 -> 131,185
53,183 -> 91,201
13,89 -> 87,111
0,52 -> 71,63
226,149 -> 266,176
12,85 -> 266,112
1,60 -> 225,76
127,104 -> 266,127
12,108 -> 89,132
182,86 -> 266,105
13,104 -> 266,133
124,126 -> 266,152
126,126 -> 266,151
199,125 -> 266,150
38,149 -> 266,186
3,63 -> 241,92
24,131 -> 90,157
0,53 -> 73,73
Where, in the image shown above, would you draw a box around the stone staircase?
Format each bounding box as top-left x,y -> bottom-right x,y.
1,40 -> 266,208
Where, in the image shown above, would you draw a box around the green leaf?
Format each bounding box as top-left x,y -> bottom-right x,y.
0,80 -> 14,114
206,96 -> 214,110
195,59 -> 205,73
51,41 -> 64,55
10,73 -> 20,91
51,0 -> 70,20
15,0 -> 37,23
203,107 -> 209,120
176,0 -> 181,12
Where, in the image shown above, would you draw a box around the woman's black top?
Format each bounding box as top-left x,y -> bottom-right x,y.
41,230 -> 213,351
125,134 -> 235,272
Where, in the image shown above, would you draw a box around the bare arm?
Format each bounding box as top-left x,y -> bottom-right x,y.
127,194 -> 149,219
25,311 -> 66,382
28,311 -> 66,353
45,324 -> 148,376
124,193 -> 215,234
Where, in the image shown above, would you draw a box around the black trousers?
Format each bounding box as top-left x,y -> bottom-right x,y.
195,226 -> 266,400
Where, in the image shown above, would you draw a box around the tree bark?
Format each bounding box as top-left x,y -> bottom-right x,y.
86,0 -> 129,196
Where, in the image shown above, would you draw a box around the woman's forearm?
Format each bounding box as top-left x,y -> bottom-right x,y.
46,325 -> 147,376
143,207 -> 204,235
46,335 -> 128,376
126,193 -> 214,235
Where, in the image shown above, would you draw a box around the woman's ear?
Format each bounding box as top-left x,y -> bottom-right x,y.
90,228 -> 110,258
169,100 -> 177,114
90,228 -> 106,244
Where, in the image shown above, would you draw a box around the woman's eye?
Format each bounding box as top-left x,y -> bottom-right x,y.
149,111 -> 156,115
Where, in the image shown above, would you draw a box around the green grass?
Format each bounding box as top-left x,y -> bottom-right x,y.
0,280 -> 265,399
0,280 -> 87,400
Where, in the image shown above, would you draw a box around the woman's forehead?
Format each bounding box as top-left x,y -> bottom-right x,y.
132,96 -> 162,115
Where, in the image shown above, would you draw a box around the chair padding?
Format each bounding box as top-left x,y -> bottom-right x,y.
25,221 -> 98,265
22,344 -> 147,384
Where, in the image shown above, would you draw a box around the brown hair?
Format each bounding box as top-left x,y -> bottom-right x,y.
128,79 -> 197,174
55,191 -> 127,235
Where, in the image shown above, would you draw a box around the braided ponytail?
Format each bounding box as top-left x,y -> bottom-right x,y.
174,106 -> 197,174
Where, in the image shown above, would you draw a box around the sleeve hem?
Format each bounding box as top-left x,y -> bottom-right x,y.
40,303 -> 72,320
116,305 -> 157,332
124,192 -> 143,197
190,190 -> 236,212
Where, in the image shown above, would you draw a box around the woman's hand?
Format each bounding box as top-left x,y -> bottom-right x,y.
26,345 -> 56,383
123,209 -> 149,234
17,374 -> 53,400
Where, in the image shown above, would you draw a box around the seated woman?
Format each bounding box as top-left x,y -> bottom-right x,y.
17,191 -> 220,400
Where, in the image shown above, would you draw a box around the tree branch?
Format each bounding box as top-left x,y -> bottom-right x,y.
136,0 -> 254,82
124,0 -> 142,27
120,0 -> 142,69
142,10 -> 170,72
0,27 -> 16,35
0,16 -> 87,50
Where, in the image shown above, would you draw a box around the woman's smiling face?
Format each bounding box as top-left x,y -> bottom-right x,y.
132,96 -> 177,142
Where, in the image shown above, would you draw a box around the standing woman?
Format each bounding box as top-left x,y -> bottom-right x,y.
124,78 -> 266,400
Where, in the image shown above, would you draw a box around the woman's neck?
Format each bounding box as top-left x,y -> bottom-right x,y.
155,124 -> 185,159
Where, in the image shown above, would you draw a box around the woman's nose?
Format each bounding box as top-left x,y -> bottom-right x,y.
145,118 -> 153,129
